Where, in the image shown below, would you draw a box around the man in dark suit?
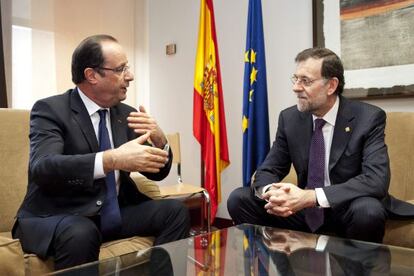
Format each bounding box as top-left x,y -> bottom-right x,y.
228,47 -> 413,243
12,34 -> 190,270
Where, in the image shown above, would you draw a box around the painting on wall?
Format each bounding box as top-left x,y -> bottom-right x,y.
313,0 -> 414,99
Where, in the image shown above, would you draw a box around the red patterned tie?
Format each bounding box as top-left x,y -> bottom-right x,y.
305,118 -> 326,232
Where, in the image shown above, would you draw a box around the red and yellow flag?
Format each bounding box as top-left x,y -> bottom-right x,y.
193,0 -> 229,222
193,228 -> 228,275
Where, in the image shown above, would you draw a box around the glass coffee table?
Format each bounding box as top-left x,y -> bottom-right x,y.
50,223 -> 414,275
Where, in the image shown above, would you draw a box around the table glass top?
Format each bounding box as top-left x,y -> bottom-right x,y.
50,223 -> 414,275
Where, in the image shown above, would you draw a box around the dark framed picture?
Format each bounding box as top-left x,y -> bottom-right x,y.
312,0 -> 414,99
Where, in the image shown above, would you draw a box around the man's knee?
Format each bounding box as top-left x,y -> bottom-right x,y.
153,199 -> 190,243
53,216 -> 101,269
227,187 -> 246,216
162,199 -> 190,227
227,187 -> 259,224
174,200 -> 191,225
345,197 -> 386,242
55,216 -> 101,248
348,197 -> 386,226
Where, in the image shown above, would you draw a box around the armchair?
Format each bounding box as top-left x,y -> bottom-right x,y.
0,109 -> 160,275
158,132 -> 211,233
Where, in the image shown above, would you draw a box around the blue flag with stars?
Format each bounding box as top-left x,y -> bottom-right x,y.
242,0 -> 270,187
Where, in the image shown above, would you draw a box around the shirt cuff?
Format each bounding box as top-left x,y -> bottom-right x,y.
315,235 -> 329,251
94,152 -> 106,179
315,188 -> 330,208
255,183 -> 273,199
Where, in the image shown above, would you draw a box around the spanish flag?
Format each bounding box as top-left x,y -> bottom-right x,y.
193,0 -> 229,222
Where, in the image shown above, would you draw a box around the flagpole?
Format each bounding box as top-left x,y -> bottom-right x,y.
200,152 -> 207,231
200,152 -> 205,187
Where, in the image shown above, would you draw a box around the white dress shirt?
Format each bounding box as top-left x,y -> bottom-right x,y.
77,88 -> 120,193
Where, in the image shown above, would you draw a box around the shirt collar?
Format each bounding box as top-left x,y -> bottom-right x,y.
312,96 -> 339,127
77,87 -> 109,116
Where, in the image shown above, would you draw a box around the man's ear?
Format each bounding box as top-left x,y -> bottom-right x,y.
84,68 -> 98,84
327,77 -> 339,96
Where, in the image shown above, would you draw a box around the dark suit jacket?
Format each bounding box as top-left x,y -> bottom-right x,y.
253,96 -> 413,216
13,88 -> 172,257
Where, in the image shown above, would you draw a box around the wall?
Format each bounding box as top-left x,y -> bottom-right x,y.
1,0 -> 137,108
53,0 -> 137,106
147,0 -> 313,218
134,0 -> 150,108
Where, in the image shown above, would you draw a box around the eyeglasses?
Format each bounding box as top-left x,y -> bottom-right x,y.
290,75 -> 325,87
97,65 -> 130,75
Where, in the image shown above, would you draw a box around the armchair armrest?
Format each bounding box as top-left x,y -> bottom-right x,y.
130,172 -> 162,200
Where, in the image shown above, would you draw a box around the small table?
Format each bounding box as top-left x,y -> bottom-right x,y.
50,223 -> 414,275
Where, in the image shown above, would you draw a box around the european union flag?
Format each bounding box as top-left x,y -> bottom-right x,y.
242,0 -> 270,187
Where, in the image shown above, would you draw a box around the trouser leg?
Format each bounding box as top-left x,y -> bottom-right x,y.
332,197 -> 387,243
120,199 -> 191,245
51,216 -> 101,272
227,187 -> 309,232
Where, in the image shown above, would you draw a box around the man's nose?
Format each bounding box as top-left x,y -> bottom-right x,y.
292,82 -> 303,93
125,70 -> 134,81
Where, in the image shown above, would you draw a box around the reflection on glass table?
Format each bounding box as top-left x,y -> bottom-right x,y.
47,223 -> 414,275
258,227 -> 391,275
48,246 -> 173,276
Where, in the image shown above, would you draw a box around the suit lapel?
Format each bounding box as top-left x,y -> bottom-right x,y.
329,97 -> 355,170
110,106 -> 128,148
70,88 -> 99,151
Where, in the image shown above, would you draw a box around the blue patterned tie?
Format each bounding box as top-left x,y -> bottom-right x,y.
98,109 -> 122,237
305,118 -> 326,232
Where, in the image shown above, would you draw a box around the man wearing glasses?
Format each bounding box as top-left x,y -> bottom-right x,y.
228,47 -> 413,243
13,34 -> 190,270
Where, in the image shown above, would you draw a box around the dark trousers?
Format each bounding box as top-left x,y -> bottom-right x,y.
227,187 -> 387,243
16,199 -> 190,271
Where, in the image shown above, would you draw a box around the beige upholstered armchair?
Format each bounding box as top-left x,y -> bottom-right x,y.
0,109 -> 161,275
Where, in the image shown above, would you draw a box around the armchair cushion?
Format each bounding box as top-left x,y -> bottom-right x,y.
131,172 -> 162,200
0,236 -> 25,276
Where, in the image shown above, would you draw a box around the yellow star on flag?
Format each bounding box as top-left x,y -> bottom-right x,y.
250,49 -> 256,64
244,50 -> 250,62
249,89 -> 254,102
250,67 -> 258,85
242,115 -> 249,133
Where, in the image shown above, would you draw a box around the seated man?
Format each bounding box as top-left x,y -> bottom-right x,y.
228,47 -> 414,243
13,34 -> 190,270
